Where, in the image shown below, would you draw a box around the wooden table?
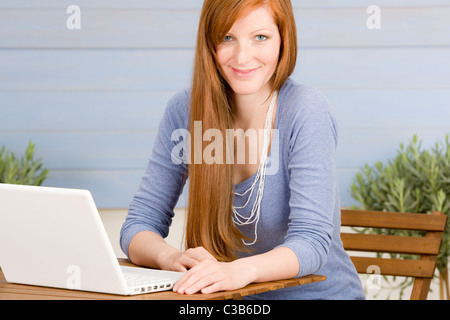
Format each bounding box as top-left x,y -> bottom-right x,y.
0,259 -> 325,300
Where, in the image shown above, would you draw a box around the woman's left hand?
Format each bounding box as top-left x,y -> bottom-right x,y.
172,258 -> 257,295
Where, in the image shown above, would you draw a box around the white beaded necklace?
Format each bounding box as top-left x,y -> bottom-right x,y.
232,91 -> 278,246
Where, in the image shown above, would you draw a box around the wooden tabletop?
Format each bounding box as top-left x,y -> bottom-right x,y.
0,259 -> 325,300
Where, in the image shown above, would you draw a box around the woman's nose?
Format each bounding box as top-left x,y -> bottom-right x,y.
235,42 -> 252,66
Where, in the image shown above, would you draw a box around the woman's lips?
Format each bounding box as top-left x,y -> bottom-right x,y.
232,67 -> 260,78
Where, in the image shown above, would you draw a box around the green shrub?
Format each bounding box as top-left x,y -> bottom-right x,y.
0,141 -> 49,186
350,135 -> 450,298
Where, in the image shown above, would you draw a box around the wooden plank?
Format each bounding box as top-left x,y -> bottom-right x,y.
0,0 -> 206,10
0,280 -> 119,300
341,210 -> 448,231
1,8 -> 450,48
336,126 -> 450,168
1,48 -> 450,91
294,47 -> 450,90
337,169 -> 361,208
341,233 -> 442,255
275,275 -> 327,288
0,91 -> 173,131
2,108 -> 447,210
2,89 -> 449,131
1,126 -> 448,209
0,147 -> 419,210
42,169 -> 189,209
115,259 -> 326,300
0,276 -> 327,300
1,1 -> 448,214
0,131 -> 157,170
3,89 -> 448,175
297,7 -> 450,48
1,259 -> 325,300
2,89 -> 449,135
0,50 -> 194,92
0,0 -> 448,9
350,256 -> 436,278
0,10 -> 200,49
1,95 -> 448,209
410,220 -> 443,300
4,126 -> 446,171
3,89 -> 446,133
327,89 -> 450,129
210,275 -> 327,300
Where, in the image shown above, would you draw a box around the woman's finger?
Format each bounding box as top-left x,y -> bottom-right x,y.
177,254 -> 200,269
183,273 -> 219,295
173,260 -> 218,293
201,281 -> 225,294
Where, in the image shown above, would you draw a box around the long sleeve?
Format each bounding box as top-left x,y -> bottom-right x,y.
120,90 -> 190,258
235,79 -> 364,299
276,86 -> 338,277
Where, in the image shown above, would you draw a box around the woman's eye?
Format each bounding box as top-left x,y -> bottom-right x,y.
256,35 -> 268,41
223,35 -> 233,42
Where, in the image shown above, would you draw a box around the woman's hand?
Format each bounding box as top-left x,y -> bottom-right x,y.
129,231 -> 299,295
173,258 -> 257,295
172,247 -> 299,295
159,246 -> 218,272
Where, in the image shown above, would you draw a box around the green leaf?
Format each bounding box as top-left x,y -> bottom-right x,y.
0,141 -> 49,186
350,134 -> 450,298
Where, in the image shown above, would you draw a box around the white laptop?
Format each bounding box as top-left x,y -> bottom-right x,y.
0,183 -> 184,296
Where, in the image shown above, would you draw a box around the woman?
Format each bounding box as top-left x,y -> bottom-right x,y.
120,0 -> 365,299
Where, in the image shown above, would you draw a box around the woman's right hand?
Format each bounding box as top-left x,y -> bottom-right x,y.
128,231 -> 217,273
159,246 -> 218,272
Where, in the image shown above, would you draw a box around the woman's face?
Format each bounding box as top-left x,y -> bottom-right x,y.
216,6 -> 281,98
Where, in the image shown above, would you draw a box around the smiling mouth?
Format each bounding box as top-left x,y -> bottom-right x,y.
231,67 -> 260,78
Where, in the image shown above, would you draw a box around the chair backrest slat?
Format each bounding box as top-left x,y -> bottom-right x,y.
350,256 -> 436,278
340,210 -> 447,300
341,210 -> 447,231
341,233 -> 442,255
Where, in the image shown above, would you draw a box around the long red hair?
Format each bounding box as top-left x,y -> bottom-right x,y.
186,0 -> 297,261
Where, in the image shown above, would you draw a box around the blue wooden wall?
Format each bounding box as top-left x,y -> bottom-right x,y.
1,0 -> 449,208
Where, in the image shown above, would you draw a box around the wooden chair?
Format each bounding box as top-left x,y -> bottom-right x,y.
340,209 -> 447,300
